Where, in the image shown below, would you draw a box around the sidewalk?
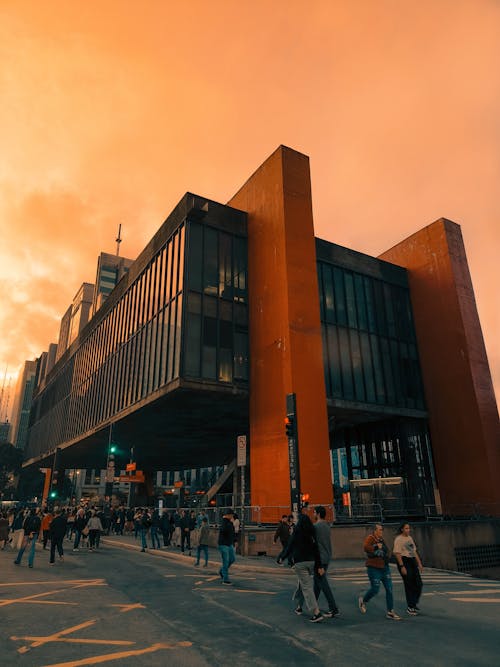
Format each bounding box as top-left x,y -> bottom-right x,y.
100,533 -> 364,575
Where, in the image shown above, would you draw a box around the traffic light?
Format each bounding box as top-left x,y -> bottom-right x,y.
301,492 -> 310,504
285,415 -> 296,438
50,490 -> 57,499
109,444 -> 117,454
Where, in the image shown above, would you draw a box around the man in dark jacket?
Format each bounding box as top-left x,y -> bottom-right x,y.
179,510 -> 191,554
14,508 -> 41,568
313,505 -> 339,617
278,513 -> 324,622
49,509 -> 68,564
217,509 -> 235,584
274,514 -> 292,565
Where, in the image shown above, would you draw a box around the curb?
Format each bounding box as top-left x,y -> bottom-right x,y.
100,538 -> 365,576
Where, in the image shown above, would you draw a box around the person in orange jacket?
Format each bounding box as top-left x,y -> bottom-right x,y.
41,510 -> 53,549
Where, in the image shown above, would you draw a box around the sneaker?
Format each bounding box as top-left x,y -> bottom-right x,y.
194,562 -> 199,566
323,610 -> 341,618
406,607 -> 417,616
222,580 -> 233,585
413,605 -> 421,612
310,613 -> 324,623
72,548 -> 79,552
140,548 -> 146,553
386,610 -> 401,620
294,606 -> 303,615
358,597 -> 367,614
49,562 -> 55,566
13,561 -> 20,565
203,563 -> 208,567
59,556 -> 64,561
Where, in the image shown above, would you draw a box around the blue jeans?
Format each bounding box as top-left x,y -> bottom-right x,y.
363,565 -> 394,611
196,545 -> 209,565
15,532 -> 39,567
150,526 -> 161,549
218,545 -> 235,581
140,528 -> 148,550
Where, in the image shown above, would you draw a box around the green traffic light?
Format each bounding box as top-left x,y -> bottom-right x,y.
110,445 -> 117,453
50,491 -> 57,498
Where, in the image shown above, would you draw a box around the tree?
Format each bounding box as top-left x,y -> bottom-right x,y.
0,443 -> 23,500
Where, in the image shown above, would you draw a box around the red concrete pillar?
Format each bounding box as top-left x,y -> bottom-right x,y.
228,146 -> 333,515
380,219 -> 500,514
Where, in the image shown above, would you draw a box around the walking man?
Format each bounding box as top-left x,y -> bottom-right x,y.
358,523 -> 401,620
218,509 -> 236,584
313,506 -> 340,618
49,508 -> 67,564
14,508 -> 41,568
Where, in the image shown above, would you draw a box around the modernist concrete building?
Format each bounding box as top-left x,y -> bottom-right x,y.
24,146 -> 499,517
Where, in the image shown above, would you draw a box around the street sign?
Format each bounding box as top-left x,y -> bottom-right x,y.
237,435 -> 247,467
126,462 -> 136,472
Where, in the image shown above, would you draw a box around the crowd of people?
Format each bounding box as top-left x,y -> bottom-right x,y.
1,503 -> 423,624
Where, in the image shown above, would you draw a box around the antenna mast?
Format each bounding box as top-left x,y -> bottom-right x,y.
115,224 -> 122,257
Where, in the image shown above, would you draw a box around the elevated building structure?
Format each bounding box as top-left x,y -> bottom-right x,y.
23,147 -> 499,516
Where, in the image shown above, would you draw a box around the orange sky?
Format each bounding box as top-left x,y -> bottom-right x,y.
0,0 -> 498,412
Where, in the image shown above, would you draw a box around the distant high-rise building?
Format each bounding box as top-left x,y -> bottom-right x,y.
91,252 -> 133,316
55,306 -> 72,363
10,359 -> 37,449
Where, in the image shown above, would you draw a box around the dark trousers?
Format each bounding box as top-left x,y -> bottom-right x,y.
50,537 -> 64,563
314,564 -> 339,613
398,556 -> 423,608
181,530 -> 191,552
43,529 -> 50,549
162,529 -> 170,546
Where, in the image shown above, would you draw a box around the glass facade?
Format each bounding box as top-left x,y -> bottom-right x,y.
183,222 -> 248,383
26,196 -> 248,463
317,260 -> 425,410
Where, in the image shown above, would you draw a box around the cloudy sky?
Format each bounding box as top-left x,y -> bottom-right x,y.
0,0 -> 498,412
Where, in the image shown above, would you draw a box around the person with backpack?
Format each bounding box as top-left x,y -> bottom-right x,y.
278,512 -> 324,623
358,523 -> 401,620
14,508 -> 41,568
139,508 -> 151,552
49,508 -> 68,564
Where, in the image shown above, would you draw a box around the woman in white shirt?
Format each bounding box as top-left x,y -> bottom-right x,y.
393,522 -> 423,616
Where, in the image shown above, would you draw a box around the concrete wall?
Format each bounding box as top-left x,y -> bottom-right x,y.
233,520 -> 500,574
228,146 -> 332,515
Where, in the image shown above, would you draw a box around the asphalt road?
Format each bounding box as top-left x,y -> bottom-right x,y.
1,540 -> 499,667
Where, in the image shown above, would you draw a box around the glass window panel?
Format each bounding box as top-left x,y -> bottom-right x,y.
219,232 -> 233,300
233,236 -> 247,302
171,232 -> 179,297
187,223 -> 203,293
167,300 -> 177,382
173,293 -> 183,378
349,329 -> 365,401
360,332 -> 376,403
158,247 -> 166,310
390,339 -> 403,405
322,264 -> 335,323
344,273 -> 358,329
338,327 -> 354,400
333,268 -> 347,326
373,281 -> 387,336
160,304 -> 170,386
380,337 -> 395,404
384,284 -> 396,338
204,227 -> 218,296
165,239 -> 173,304
327,325 -> 342,398
234,332 -> 248,380
149,317 -> 157,394
178,225 -> 185,294
354,274 -> 367,330
184,294 -> 201,377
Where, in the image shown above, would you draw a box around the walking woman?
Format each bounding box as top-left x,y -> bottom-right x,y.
393,522 -> 424,616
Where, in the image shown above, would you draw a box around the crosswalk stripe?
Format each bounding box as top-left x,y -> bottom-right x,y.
451,598 -> 500,603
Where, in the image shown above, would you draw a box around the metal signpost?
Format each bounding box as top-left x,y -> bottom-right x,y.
237,434 -> 247,508
286,393 -> 301,516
